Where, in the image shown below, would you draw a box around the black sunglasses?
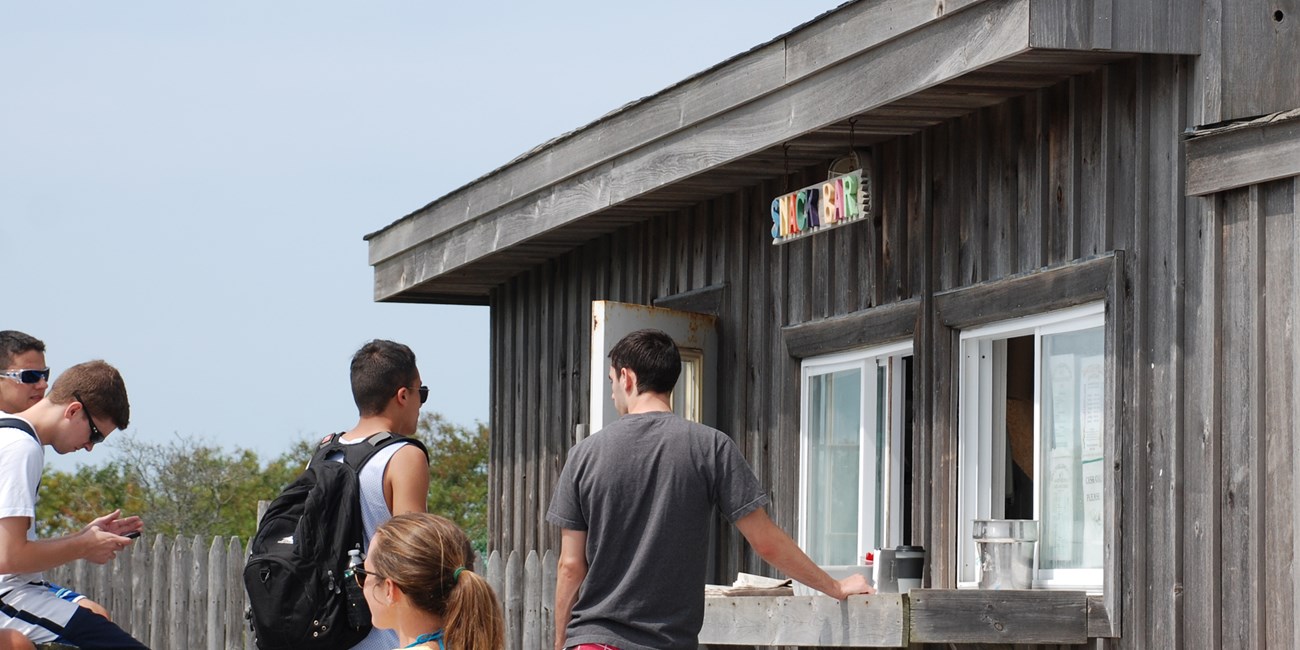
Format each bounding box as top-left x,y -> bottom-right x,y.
418,385 -> 429,405
73,392 -> 106,445
1,368 -> 50,384
347,565 -> 385,589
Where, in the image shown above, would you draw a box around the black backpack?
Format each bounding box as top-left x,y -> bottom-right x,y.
244,432 -> 428,650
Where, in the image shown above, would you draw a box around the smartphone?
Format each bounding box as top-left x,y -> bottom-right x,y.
124,531 -> 141,540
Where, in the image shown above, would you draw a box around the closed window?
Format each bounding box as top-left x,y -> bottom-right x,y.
957,302 -> 1106,590
799,342 -> 912,565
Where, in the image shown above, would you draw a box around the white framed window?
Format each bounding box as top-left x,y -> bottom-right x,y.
799,341 -> 911,566
957,302 -> 1106,590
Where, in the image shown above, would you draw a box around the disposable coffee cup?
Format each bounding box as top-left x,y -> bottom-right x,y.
894,545 -> 926,592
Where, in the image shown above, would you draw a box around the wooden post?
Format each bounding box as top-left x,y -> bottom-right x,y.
149,535 -> 167,650
523,551 -> 540,650
207,537 -> 225,650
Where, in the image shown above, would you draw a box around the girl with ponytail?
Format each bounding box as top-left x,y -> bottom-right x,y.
360,513 -> 505,650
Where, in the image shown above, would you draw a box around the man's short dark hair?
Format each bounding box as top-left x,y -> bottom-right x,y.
608,329 -> 681,395
0,330 -> 46,368
47,360 -> 130,429
351,340 -> 418,416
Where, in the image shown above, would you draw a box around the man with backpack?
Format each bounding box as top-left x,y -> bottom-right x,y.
246,340 -> 431,650
0,360 -> 148,649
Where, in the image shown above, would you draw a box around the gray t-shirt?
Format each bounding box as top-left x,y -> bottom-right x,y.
546,411 -> 769,650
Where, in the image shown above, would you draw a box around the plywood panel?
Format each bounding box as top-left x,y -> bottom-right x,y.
1179,177 -> 1222,650
1219,185 -> 1262,649
1260,179 -> 1298,649
1141,54 -> 1188,649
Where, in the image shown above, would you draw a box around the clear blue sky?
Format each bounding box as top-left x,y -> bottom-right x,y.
1,1 -> 843,471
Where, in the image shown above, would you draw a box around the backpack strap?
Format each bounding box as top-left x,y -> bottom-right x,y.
0,417 -> 38,443
311,431 -> 429,473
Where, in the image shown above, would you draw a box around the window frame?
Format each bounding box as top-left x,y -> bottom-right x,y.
798,340 -> 912,565
956,302 -> 1106,590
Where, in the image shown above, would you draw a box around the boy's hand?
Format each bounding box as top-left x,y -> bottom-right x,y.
82,526 -> 133,565
86,510 -> 143,538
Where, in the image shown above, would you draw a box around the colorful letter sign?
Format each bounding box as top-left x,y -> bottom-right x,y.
770,170 -> 868,244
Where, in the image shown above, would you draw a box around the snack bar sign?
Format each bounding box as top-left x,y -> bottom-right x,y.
770,170 -> 866,245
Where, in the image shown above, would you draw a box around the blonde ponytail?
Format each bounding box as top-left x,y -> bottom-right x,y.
372,514 -> 505,650
443,569 -> 504,650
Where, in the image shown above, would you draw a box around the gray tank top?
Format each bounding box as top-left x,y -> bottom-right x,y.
326,436 -> 412,650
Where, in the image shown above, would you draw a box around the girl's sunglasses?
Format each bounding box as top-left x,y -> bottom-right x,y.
1,368 -> 50,384
347,566 -> 386,589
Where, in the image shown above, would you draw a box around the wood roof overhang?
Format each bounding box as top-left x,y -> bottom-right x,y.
365,0 -> 1198,305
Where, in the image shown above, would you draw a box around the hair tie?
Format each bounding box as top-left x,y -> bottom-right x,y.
453,567 -> 465,582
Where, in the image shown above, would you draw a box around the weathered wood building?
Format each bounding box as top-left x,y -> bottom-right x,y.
366,0 -> 1300,646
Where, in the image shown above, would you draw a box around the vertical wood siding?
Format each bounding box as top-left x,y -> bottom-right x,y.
486,54 -> 1300,648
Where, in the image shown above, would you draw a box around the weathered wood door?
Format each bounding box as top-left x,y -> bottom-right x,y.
587,300 -> 718,435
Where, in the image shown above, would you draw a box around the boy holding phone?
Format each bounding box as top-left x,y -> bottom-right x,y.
0,331 -> 116,624
0,360 -> 149,649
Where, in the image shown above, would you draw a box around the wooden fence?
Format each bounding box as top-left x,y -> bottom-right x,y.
44,535 -> 253,650
483,549 -> 556,650
43,538 -> 553,650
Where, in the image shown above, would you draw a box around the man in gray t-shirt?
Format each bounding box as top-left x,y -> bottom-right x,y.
547,329 -> 872,650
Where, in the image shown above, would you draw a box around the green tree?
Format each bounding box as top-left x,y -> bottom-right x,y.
35,462 -> 146,538
414,413 -> 489,553
36,435 -> 299,539
33,413 -> 489,545
110,435 -> 298,539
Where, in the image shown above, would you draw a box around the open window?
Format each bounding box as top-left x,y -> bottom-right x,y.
956,302 -> 1106,590
799,341 -> 913,565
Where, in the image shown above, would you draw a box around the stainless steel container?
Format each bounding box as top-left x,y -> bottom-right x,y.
972,519 -> 1038,589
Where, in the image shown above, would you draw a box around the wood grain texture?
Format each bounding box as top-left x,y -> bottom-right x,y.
1186,117 -> 1300,196
1260,179 -> 1297,650
699,595 -> 907,647
934,254 -> 1114,329
908,590 -> 1088,644
781,298 -> 920,359
1217,0 -> 1300,120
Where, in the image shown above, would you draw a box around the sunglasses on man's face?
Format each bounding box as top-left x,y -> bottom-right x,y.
418,385 -> 429,405
73,392 -> 106,445
1,368 -> 50,384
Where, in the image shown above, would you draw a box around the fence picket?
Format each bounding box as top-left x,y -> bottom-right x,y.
523,551 -> 540,650
115,540 -> 134,635
169,536 -> 188,648
504,550 -> 523,650
227,537 -> 248,650
542,549 -> 556,649
149,535 -> 167,650
208,537 -> 225,650
486,546 -> 504,616
92,549 -> 110,620
190,535 -> 208,650
130,535 -> 149,640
